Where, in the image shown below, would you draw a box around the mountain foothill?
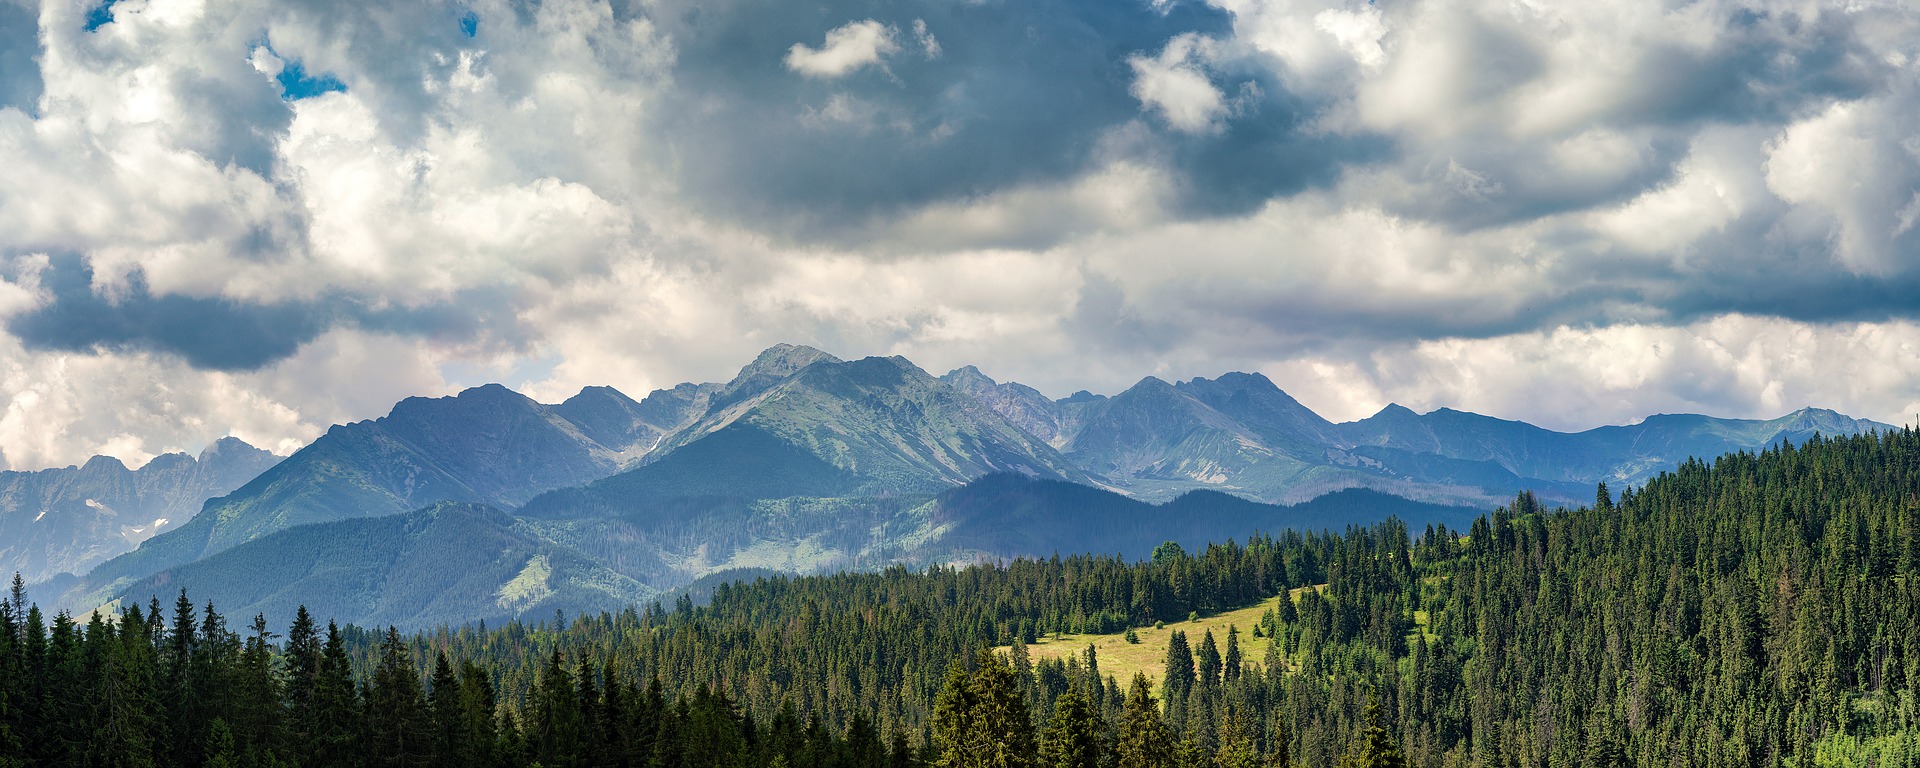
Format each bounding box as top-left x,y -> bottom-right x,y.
2,344 -> 1891,630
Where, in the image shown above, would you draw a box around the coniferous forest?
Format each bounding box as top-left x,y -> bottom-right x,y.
3,430 -> 1919,767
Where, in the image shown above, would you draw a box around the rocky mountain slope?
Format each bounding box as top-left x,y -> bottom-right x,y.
0,437 -> 279,583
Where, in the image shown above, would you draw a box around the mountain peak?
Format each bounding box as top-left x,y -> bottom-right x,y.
1201,371 -> 1278,389
562,385 -> 641,409
80,454 -> 128,473
721,344 -> 842,398
1363,403 -> 1419,421
743,344 -> 840,376
386,383 -> 537,422
456,382 -> 521,400
942,365 -> 995,387
1120,376 -> 1176,395
198,436 -> 265,463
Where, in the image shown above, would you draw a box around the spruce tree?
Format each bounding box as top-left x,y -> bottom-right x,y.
366,626 -> 432,768
1214,710 -> 1259,768
233,614 -> 282,763
429,651 -> 463,767
1222,626 -> 1242,682
1339,697 -> 1404,768
309,622 -> 362,768
456,660 -> 500,768
1196,630 -> 1221,687
284,606 -> 322,755
530,647 -> 586,768
1037,690 -> 1100,768
967,649 -> 1036,768
931,660 -> 975,768
1163,631 -> 1194,700
1115,674 -> 1175,768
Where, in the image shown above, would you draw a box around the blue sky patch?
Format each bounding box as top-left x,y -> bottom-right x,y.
84,0 -> 117,32
276,60 -> 347,101
460,10 -> 479,38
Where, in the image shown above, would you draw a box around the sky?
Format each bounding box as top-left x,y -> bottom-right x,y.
1,0 -> 1919,471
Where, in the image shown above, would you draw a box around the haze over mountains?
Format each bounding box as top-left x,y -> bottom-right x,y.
12,344 -> 1892,629
0,438 -> 280,584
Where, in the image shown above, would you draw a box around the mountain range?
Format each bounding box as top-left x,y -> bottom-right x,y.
0,437 -> 280,584
18,343 -> 1894,629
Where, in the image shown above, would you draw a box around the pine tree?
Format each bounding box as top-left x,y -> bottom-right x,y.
309,622 -> 362,768
1038,690 -> 1100,768
366,626 -> 432,768
1163,631 -> 1194,701
1196,630 -> 1221,687
1115,674 -> 1175,768
1338,697 -> 1405,768
284,606 -> 322,754
429,650 -> 463,767
1223,626 -> 1242,682
932,660 -> 976,768
968,649 -> 1036,768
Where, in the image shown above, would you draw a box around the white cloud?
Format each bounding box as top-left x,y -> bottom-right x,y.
0,328 -> 447,471
1268,316 -> 1920,432
912,19 -> 940,59
785,20 -> 899,79
1129,34 -> 1228,134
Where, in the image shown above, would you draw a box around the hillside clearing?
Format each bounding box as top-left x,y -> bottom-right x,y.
999,586 -> 1319,688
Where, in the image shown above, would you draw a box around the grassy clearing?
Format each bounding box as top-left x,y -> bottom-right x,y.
1001,587 -> 1318,688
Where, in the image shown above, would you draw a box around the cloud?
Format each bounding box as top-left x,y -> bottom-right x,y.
6,255 -> 329,370
1130,34 -> 1229,134
786,20 -> 899,79
1,0 -> 1919,471
912,19 -> 940,60
0,327 -> 446,472
1265,316 -> 1920,433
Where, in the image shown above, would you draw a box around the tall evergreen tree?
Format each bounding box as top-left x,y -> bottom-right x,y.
1163,631 -> 1194,700
284,605 -> 322,753
1339,697 -> 1405,768
1195,630 -> 1221,688
1222,625 -> 1242,683
366,626 -> 432,768
1115,674 -> 1175,768
309,622 -> 362,768
429,650 -> 464,767
1037,690 -> 1100,768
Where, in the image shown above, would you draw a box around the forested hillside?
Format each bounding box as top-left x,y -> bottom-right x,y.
2,430 -> 1917,766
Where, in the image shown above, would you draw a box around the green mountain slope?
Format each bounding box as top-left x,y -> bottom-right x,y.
105,502 -> 654,631
926,473 -> 1478,562
62,383 -> 660,610
609,351 -> 1094,500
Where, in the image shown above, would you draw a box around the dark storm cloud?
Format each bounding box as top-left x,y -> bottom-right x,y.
8,256 -> 331,370
6,257 -> 533,370
643,0 -> 1371,235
